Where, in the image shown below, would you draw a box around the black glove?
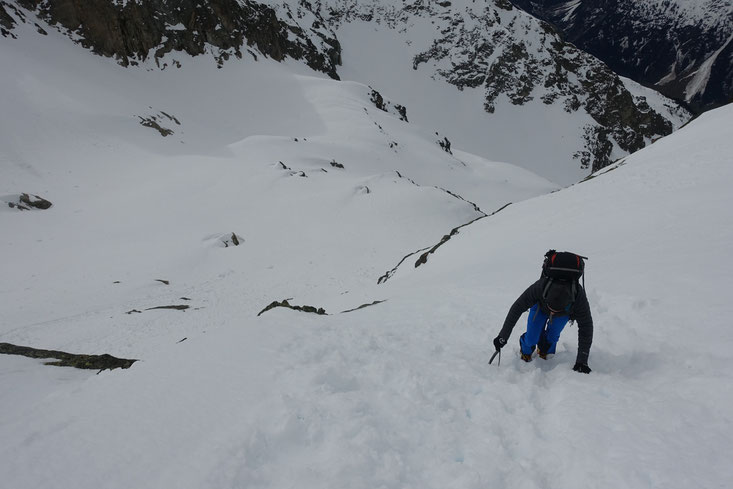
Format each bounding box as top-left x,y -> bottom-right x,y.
493,336 -> 507,351
573,363 -> 592,374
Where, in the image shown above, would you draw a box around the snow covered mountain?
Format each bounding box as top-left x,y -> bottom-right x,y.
511,0 -> 733,113
2,0 -> 733,486
1,0 -> 691,183
2,23 -> 733,484
315,0 -> 691,180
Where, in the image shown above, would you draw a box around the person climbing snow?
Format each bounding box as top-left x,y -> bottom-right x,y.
492,250 -> 593,373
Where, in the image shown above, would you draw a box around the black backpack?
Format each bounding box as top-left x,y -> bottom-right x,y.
540,250 -> 587,313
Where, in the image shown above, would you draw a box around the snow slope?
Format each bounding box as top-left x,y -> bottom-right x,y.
2,16 -> 733,489
0,21 -> 553,341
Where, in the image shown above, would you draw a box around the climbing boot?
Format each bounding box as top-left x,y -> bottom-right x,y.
519,333 -> 535,362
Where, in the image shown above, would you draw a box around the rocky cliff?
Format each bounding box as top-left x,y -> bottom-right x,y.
510,0 -> 733,113
2,0 -> 341,76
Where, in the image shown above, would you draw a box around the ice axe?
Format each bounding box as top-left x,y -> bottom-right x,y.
488,349 -> 501,366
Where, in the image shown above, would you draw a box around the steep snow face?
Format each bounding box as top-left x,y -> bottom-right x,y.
512,0 -> 733,112
685,32 -> 733,102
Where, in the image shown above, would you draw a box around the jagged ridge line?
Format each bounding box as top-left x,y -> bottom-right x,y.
413,201 -> 512,269
377,196 -> 512,284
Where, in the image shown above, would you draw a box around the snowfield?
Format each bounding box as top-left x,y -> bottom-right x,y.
2,14 -> 733,489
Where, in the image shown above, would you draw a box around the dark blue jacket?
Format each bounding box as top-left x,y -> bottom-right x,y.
498,278 -> 593,365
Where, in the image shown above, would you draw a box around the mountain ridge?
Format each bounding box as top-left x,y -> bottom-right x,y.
1,0 -> 341,75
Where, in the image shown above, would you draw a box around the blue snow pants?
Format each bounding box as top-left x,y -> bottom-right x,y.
519,304 -> 569,355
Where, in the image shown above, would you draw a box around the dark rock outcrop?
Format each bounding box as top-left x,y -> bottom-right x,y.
340,300 -> 385,314
6,193 -> 53,210
146,305 -> 190,311
257,299 -> 327,316
369,88 -> 408,122
225,232 -> 242,247
12,0 -> 341,76
20,192 -> 52,209
0,342 -> 137,371
138,113 -> 176,136
1,2 -> 17,35
437,136 -> 452,155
